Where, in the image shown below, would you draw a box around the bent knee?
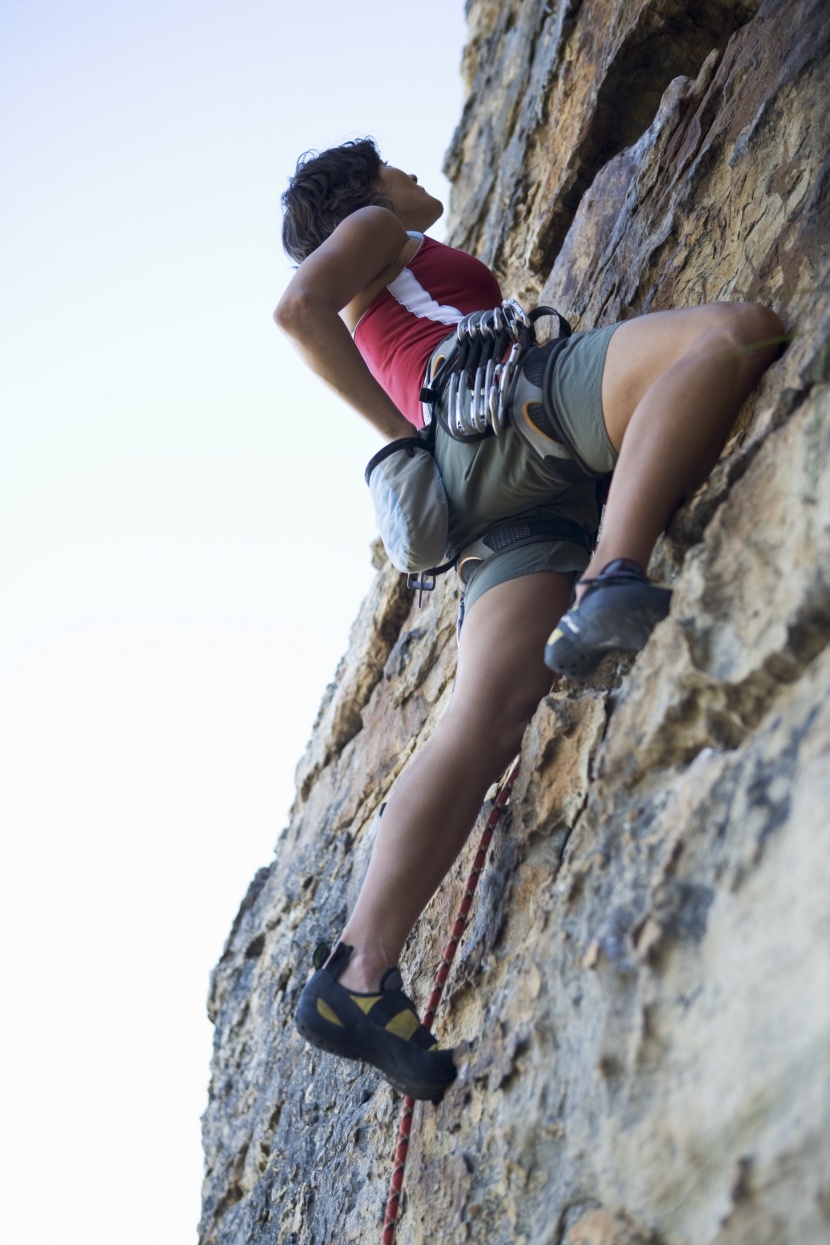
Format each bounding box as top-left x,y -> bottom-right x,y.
718,300 -> 783,344
728,301 -> 784,344
444,687 -> 544,770
701,302 -> 784,378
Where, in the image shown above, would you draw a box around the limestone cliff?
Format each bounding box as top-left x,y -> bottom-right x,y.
200,1 -> 830,1242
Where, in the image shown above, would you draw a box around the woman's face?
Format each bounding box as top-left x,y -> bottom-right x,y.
375,164 -> 444,231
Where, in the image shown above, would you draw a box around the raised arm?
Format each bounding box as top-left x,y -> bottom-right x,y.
274,206 -> 415,442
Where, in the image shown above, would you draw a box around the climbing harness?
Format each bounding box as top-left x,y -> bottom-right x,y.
420,299 -> 572,441
456,514 -> 595,586
363,439 -> 593,601
365,298 -> 606,604
381,757 -> 522,1245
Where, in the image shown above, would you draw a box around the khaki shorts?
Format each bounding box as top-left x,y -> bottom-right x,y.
431,322 -> 620,619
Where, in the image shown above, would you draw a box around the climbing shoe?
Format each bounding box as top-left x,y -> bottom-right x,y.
294,942 -> 457,1103
544,558 -> 672,677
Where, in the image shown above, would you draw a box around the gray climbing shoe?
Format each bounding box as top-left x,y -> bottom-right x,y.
544,558 -> 672,677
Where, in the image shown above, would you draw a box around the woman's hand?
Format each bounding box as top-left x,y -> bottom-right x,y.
274,207 -> 416,442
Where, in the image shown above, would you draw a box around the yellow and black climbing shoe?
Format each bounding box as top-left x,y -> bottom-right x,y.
544,558 -> 672,678
294,942 -> 456,1103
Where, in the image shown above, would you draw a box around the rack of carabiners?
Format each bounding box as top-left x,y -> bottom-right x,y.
421,299 -> 570,440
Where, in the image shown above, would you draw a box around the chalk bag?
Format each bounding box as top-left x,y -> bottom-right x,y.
365,430 -> 450,575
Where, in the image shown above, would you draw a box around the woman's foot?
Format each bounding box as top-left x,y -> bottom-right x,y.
294,942 -> 457,1102
544,559 -> 672,677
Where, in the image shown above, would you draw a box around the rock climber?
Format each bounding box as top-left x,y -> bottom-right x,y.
274,138 -> 782,1101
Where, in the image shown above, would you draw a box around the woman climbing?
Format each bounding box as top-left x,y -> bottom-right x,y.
274,139 -> 782,1102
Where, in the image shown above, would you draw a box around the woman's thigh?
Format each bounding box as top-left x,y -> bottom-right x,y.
450,571 -> 572,732
600,304 -> 759,450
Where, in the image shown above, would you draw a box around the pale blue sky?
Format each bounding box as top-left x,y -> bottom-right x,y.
0,3 -> 467,1239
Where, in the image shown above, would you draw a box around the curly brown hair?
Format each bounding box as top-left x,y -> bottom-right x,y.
281,137 -> 389,263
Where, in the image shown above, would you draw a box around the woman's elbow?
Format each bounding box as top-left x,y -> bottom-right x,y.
273,289 -> 333,339
273,292 -> 304,336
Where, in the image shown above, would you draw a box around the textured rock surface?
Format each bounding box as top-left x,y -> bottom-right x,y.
200,1 -> 830,1242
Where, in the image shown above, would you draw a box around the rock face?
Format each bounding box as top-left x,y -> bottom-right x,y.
200,1 -> 830,1242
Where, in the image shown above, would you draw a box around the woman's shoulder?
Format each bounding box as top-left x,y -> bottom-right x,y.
332,204 -> 409,253
340,218 -> 424,329
279,205 -> 417,326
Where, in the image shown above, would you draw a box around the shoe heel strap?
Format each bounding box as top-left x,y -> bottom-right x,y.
314,941 -> 354,976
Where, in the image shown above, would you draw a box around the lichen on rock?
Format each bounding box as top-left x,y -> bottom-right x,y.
200,2 -> 830,1242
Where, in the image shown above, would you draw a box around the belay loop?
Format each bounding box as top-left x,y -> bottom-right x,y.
420,299 -> 572,441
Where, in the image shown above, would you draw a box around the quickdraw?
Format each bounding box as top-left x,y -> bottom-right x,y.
420,299 -> 571,441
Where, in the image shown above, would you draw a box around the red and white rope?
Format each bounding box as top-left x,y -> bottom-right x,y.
381,757 -> 521,1244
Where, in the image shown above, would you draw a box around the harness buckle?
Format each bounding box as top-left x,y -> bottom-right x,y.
458,554 -> 484,585
407,571 -> 437,606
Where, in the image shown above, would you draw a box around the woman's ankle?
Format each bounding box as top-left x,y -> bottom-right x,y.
572,557 -> 651,605
330,941 -> 396,993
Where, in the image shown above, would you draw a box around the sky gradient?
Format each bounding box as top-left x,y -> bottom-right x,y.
0,3 -> 467,1239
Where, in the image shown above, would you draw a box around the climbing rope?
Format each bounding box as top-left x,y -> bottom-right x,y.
381,757 -> 521,1244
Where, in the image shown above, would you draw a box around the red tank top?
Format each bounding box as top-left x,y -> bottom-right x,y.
353,235 -> 503,427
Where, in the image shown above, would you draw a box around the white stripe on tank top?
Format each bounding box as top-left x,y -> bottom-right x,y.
386,267 -> 464,325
